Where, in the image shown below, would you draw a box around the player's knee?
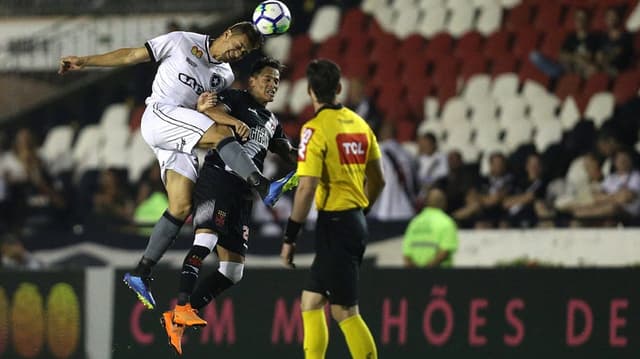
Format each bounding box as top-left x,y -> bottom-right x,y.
168,201 -> 192,220
218,261 -> 244,284
331,305 -> 359,323
201,125 -> 233,148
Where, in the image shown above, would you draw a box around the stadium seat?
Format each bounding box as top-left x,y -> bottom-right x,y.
456,143 -> 481,163
432,57 -> 461,85
398,34 -> 427,59
289,35 -> 313,64
454,31 -> 484,59
39,125 -> 75,175
423,96 -> 440,120
529,94 -> 561,125
539,29 -> 567,58
499,96 -> 528,122
505,2 -> 532,31
288,79 -> 310,115
267,80 -> 290,114
512,27 -> 541,59
584,92 -> 615,128
559,96 -> 581,130
72,124 -> 102,176
395,119 -> 418,142
340,7 -> 368,34
441,97 -> 469,125
533,118 -> 563,152
476,1 -> 503,35
483,29 -> 511,58
425,32 -> 454,59
503,118 -> 533,151
627,1 -> 640,31
263,34 -> 291,63
533,2 -> 562,31
417,118 -> 445,139
315,35 -> 343,60
612,70 -> 640,104
100,125 -> 130,169
472,0 -> 499,8
394,7 -> 421,38
491,73 -> 520,99
417,4 -> 448,38
491,54 -> 519,76
469,96 -> 498,124
500,0 -> 522,9
463,73 -> 492,100
392,0 -> 417,11
127,130 -> 156,184
444,119 -> 474,149
519,60 -> 550,88
437,78 -> 459,106
555,74 -> 582,100
99,103 -> 129,132
447,2 -> 476,38
418,0 -> 446,10
308,5 -> 341,43
473,117 -> 502,149
578,72 -> 610,111
361,0 -> 385,14
460,56 -> 489,81
521,79 -> 549,101
371,6 -> 395,32
370,32 -> 399,63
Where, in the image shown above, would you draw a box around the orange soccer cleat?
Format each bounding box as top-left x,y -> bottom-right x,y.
172,303 -> 208,327
161,311 -> 185,355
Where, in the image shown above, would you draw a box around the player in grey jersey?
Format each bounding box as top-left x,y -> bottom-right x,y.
59,22 -> 268,309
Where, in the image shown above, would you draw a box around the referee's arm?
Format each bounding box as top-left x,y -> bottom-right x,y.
364,158 -> 385,209
290,176 -> 319,223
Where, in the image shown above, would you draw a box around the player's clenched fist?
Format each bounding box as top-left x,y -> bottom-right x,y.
197,91 -> 218,112
58,56 -> 86,74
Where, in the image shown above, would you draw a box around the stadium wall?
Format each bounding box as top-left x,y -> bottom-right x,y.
1,268 -> 639,359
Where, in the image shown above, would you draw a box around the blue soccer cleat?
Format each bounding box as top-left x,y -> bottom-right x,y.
263,170 -> 298,208
123,272 -> 156,310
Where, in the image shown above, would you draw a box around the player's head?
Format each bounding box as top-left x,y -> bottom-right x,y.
215,21 -> 264,63
306,59 -> 342,105
248,57 -> 283,104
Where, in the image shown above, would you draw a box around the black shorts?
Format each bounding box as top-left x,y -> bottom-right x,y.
304,208 -> 367,307
192,163 -> 253,256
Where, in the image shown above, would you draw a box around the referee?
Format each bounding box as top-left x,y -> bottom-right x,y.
280,59 -> 385,359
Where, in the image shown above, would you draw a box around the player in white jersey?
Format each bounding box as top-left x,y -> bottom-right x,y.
58,22 -> 268,309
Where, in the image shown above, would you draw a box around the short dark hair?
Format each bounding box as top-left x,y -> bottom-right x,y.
228,21 -> 264,49
250,57 -> 283,77
306,59 -> 341,104
422,132 -> 437,144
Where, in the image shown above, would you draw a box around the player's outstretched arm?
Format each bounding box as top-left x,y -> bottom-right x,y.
58,47 -> 150,74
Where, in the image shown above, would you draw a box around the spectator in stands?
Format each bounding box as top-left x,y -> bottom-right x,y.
0,233 -> 43,270
595,129 -> 623,175
0,128 -> 66,230
433,150 -> 477,215
93,168 -> 134,225
555,152 -> 604,213
133,164 -> 168,235
572,149 -> 640,224
503,153 -> 550,228
403,188 -> 458,268
345,77 -> 381,133
530,8 -> 599,78
369,121 -> 416,220
596,7 -> 634,75
416,132 -> 448,197
453,152 -> 513,228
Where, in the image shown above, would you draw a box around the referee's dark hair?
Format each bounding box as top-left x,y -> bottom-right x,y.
250,57 -> 283,76
228,21 -> 264,49
306,59 -> 341,104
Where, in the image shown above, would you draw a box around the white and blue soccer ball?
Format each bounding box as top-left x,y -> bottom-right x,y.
252,1 -> 291,36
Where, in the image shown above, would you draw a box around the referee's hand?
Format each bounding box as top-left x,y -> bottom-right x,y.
280,243 -> 296,269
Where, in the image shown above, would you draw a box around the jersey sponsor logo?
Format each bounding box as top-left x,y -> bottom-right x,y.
298,127 -> 315,161
215,209 -> 227,227
191,45 -> 203,58
178,73 -> 204,94
336,133 -> 369,165
210,73 -> 224,91
249,126 -> 270,149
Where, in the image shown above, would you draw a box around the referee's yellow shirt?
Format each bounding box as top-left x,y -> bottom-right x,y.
297,104 -> 381,211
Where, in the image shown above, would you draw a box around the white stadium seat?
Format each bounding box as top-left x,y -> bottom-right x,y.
394,7 -> 421,38
288,78 -> 310,115
441,97 -> 469,125
100,125 -> 130,169
500,0 -> 521,9
72,124 -> 102,176
472,0 -> 500,9
529,94 -> 560,125
39,125 -> 75,175
444,120 -> 473,148
423,96 -> 440,120
503,118 -> 533,151
417,5 -> 447,38
362,0 -> 386,14
373,6 -> 397,32
418,0 -> 445,10
392,0 -> 418,11
491,73 -> 519,100
127,130 -> 156,184
626,2 -> 640,32
521,80 -> 548,101
100,103 -> 129,132
469,98 -> 498,124
263,34 -> 292,63
533,119 -> 563,152
474,119 -> 502,148
585,92 -> 614,129
447,4 -> 475,38
417,119 -> 445,139
559,96 -> 581,130
476,1 -> 502,35
499,96 -> 528,123
308,5 -> 341,43
463,74 -> 492,101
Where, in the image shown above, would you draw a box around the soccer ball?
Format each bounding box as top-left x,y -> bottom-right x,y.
252,1 -> 291,36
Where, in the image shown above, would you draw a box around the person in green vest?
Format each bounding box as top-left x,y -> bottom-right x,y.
403,188 -> 458,267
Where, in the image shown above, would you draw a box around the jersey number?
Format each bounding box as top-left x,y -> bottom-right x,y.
336,133 -> 368,164
298,127 -> 315,161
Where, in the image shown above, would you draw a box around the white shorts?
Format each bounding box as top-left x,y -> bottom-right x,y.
140,103 -> 215,183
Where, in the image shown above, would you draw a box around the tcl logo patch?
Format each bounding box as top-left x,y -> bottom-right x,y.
298,127 -> 315,161
336,133 -> 368,164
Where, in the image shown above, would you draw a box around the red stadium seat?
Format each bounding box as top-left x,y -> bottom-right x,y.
512,27 -> 541,59
376,82 -> 406,117
612,70 -> 640,104
483,30 -> 511,59
401,56 -> 429,83
491,54 -> 519,77
395,119 -> 418,142
505,3 -> 533,31
582,72 -> 611,99
315,35 -> 343,61
519,60 -> 550,88
554,74 -> 583,100
370,33 -> 399,64
591,5 -> 610,32
398,34 -> 427,59
425,33 -> 454,60
432,57 -> 460,85
289,35 -> 314,64
406,80 -> 431,119
454,31 -> 483,59
460,55 -> 489,81
340,7 -> 367,34
372,57 -> 402,88
436,79 -> 458,107
343,32 -> 371,60
539,29 -> 568,58
343,56 -> 371,78
533,2 -> 562,31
